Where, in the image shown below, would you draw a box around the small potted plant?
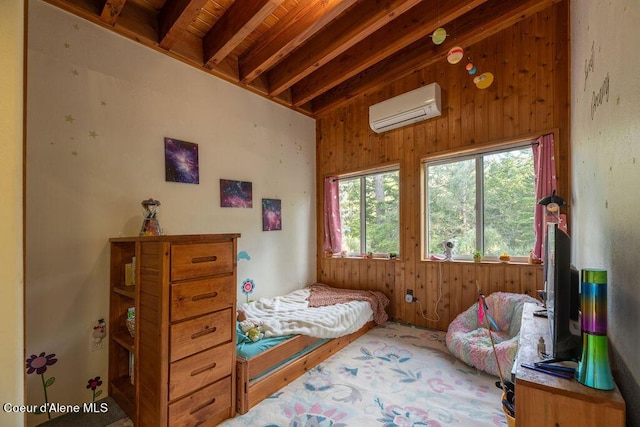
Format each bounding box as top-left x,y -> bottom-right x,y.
473,250 -> 482,263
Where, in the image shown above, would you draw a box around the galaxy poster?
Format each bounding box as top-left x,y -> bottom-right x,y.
220,179 -> 253,208
262,198 -> 282,231
164,137 -> 199,184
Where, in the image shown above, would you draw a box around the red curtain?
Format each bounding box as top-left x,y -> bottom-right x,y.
323,177 -> 342,254
532,133 -> 557,259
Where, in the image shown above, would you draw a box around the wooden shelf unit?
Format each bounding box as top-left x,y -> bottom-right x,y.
108,234 -> 240,426
514,303 -> 625,427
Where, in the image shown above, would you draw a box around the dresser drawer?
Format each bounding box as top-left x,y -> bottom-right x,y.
169,341 -> 234,401
171,242 -> 234,281
171,276 -> 234,322
170,308 -> 233,362
168,376 -> 232,427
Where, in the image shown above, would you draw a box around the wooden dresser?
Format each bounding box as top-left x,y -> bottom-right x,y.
514,303 -> 625,427
108,234 -> 240,426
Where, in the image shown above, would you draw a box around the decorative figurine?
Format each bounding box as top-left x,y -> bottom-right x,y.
139,198 -> 162,236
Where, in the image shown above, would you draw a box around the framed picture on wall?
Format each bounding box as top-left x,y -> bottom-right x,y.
220,179 -> 253,208
262,198 -> 282,231
164,137 -> 199,184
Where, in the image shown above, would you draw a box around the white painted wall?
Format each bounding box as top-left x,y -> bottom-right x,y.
571,0 -> 639,422
26,1 -> 315,424
0,1 -> 25,426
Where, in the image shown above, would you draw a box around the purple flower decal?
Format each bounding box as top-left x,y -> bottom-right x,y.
87,376 -> 103,402
87,376 -> 102,391
26,352 -> 58,419
26,352 -> 57,375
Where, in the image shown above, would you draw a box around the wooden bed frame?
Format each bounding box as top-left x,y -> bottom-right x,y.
236,321 -> 376,414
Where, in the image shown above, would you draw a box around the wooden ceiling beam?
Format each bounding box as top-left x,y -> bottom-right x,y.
158,0 -> 209,50
203,0 -> 285,68
267,0 -> 424,97
291,0 -> 488,107
311,0 -> 563,115
100,0 -> 127,25
238,0 -> 359,84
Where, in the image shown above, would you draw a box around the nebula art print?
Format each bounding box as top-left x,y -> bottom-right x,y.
220,179 -> 253,208
262,198 -> 282,231
164,137 -> 199,184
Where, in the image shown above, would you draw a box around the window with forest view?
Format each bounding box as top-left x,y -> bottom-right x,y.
338,169 -> 399,255
424,144 -> 535,260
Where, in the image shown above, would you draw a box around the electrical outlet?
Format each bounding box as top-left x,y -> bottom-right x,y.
90,339 -> 103,352
405,289 -> 415,303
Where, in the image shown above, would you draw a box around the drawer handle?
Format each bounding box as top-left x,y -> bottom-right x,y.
191,326 -> 217,339
191,255 -> 217,264
192,292 -> 218,301
191,362 -> 217,377
190,398 -> 216,415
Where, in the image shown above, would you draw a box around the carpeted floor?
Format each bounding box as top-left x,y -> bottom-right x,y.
37,397 -> 131,427
221,322 -> 506,426
42,323 -> 505,426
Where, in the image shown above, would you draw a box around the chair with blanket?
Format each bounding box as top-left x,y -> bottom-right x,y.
445,292 -> 538,377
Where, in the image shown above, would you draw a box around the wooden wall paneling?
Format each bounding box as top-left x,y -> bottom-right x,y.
484,36 -> 504,141
445,60 -> 463,151
489,265 -> 505,295
519,265 -> 539,296
427,262 -> 450,331
554,1 -> 570,204
475,264 -> 492,296
518,15 -> 536,135
461,263 -> 478,312
448,263 -> 463,320
535,7 -> 554,132
504,266 -> 521,294
315,4 -> 566,330
459,68 -> 476,147
435,65 -> 451,153
470,44 -> 490,145
502,20 -> 518,137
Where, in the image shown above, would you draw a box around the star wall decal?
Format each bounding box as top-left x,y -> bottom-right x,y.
89,131 -> 98,138
64,115 -> 75,123
72,69 -> 79,76
64,42 -> 70,49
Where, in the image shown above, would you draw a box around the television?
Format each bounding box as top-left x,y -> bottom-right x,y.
543,222 -> 582,361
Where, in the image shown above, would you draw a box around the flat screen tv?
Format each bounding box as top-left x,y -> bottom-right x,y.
544,222 -> 582,361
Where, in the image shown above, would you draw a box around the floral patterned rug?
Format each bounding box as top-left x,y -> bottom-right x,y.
220,322 -> 507,427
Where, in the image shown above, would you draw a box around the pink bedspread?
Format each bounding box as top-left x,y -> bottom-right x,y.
307,283 -> 390,325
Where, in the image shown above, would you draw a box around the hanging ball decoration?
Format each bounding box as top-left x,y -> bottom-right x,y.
466,62 -> 477,75
432,27 -> 448,45
474,72 -> 495,89
447,46 -> 464,64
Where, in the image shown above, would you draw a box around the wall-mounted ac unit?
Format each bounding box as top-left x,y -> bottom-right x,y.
369,83 -> 442,133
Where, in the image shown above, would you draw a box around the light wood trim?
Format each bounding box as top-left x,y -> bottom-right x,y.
236,322 -> 375,414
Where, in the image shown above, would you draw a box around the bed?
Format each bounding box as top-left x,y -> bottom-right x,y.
235,283 -> 389,414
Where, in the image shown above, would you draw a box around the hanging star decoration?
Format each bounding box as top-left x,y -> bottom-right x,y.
242,278 -> 255,303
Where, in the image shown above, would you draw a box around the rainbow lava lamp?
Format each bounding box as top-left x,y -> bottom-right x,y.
576,269 -> 615,390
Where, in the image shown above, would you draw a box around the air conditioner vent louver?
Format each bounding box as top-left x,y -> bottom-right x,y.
369,83 -> 442,133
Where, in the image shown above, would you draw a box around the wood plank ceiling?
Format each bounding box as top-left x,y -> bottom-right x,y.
43,0 -> 561,117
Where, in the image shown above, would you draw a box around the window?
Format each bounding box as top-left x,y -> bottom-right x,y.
338,168 -> 400,255
424,144 -> 535,260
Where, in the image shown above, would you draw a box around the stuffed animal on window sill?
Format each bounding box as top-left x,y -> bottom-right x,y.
239,319 -> 264,342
